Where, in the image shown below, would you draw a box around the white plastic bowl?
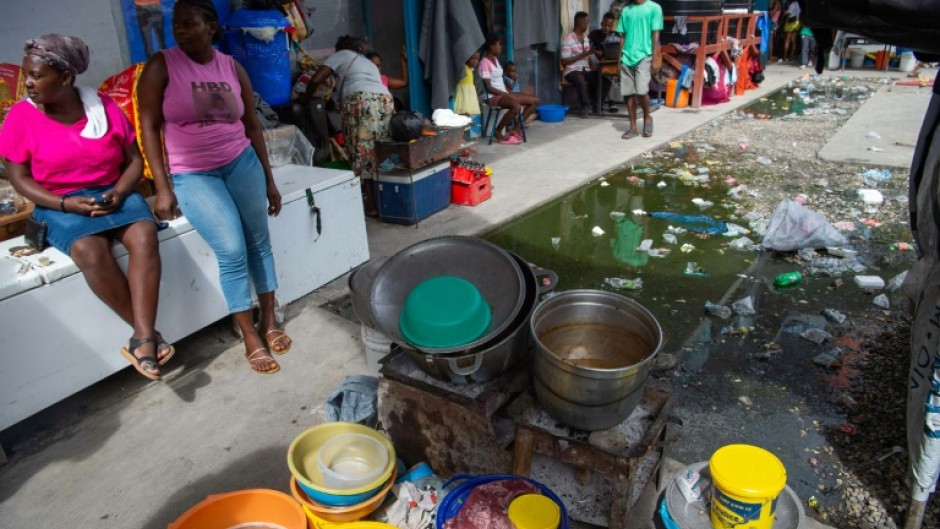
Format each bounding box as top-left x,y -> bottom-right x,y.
316,433 -> 389,491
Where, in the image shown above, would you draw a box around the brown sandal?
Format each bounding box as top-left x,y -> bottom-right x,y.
120,337 -> 162,381
265,329 -> 292,355
246,348 -> 280,374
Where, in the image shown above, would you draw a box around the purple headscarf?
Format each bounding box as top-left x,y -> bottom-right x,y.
24,34 -> 90,76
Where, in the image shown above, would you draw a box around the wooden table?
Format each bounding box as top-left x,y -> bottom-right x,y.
659,13 -> 763,108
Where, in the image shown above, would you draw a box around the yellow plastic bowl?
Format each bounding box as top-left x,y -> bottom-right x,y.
287,422 -> 396,500
290,467 -> 397,524
508,494 -> 561,529
308,517 -> 399,529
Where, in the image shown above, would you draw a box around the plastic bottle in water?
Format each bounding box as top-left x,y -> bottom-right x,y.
773,271 -> 803,288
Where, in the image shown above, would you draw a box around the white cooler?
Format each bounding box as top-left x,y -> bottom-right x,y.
0,165 -> 368,434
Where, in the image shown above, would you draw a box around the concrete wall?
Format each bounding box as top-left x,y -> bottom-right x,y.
0,0 -> 129,88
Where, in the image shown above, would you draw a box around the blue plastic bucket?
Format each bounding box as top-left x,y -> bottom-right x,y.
536,104 -> 568,123
223,9 -> 291,105
436,474 -> 570,529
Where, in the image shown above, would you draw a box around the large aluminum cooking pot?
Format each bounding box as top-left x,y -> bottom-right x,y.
531,290 -> 662,429
404,253 -> 556,384
533,377 -> 644,431
347,258 -> 386,329
370,237 -> 526,355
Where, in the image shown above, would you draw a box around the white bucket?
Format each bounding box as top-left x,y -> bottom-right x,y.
828,50 -> 842,70
361,325 -> 392,376
899,52 -> 917,73
849,48 -> 865,69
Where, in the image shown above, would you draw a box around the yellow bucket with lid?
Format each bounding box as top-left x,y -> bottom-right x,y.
508,494 -> 561,529
709,444 -> 787,529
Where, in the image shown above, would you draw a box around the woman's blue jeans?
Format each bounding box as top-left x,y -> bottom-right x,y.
173,147 -> 277,313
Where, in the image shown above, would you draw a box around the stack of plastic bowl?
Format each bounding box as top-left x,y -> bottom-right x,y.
287,423 -> 397,525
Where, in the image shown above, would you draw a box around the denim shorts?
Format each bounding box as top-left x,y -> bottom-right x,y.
32,186 -> 154,256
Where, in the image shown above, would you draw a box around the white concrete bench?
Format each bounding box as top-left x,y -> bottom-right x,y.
0,165 -> 369,437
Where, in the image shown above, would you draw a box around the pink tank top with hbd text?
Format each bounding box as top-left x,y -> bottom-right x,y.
161,46 -> 251,174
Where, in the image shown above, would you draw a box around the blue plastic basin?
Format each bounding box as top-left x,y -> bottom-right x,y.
536,104 -> 569,123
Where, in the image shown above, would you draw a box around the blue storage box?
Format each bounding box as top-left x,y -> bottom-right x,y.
377,162 -> 451,225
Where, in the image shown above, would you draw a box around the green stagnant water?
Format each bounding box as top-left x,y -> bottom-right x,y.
739,79 -> 869,118
485,157 -> 755,347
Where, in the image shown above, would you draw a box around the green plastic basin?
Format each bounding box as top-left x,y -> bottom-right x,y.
399,276 -> 492,349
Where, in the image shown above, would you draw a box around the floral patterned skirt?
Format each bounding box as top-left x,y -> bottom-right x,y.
341,92 -> 394,180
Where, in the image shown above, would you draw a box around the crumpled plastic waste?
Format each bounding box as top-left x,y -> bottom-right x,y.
383,481 -> 438,529
680,243 -> 696,253
663,233 -> 678,245
732,296 -> 756,316
592,226 -> 606,237
822,308 -> 846,324
651,212 -> 727,235
637,239 -> 653,252
761,199 -> 847,251
606,277 -> 643,290
728,237 -> 756,251
685,262 -> 707,276
887,271 -> 908,292
873,294 -> 890,308
801,328 -> 832,345
813,347 -> 844,368
859,168 -> 891,182
691,198 -> 714,209
757,156 -> 772,165
705,301 -> 732,319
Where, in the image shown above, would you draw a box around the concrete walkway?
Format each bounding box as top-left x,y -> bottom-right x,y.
819,81 -> 932,168
0,65 -> 880,529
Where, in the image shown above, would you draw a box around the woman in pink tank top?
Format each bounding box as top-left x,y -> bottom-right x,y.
138,0 -> 291,375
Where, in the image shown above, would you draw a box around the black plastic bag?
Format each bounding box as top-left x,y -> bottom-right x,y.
389,111 -> 425,142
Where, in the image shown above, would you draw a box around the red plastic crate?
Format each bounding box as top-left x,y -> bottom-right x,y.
451,175 -> 492,206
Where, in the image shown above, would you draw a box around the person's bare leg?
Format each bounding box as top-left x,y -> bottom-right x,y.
70,234 -> 159,377
233,310 -> 279,372
114,221 -> 161,348
627,95 -> 638,133
640,94 -> 652,135
496,96 -> 521,140
257,291 -> 291,353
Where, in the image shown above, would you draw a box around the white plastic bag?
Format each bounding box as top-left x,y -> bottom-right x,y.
761,199 -> 847,251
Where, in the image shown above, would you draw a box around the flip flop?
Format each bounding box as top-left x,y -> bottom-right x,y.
246,348 -> 280,374
498,135 -> 522,145
621,130 -> 639,140
265,329 -> 292,355
120,337 -> 162,381
643,118 -> 653,137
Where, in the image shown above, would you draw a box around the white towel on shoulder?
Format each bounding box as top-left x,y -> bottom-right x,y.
25,85 -> 108,139
77,86 -> 108,139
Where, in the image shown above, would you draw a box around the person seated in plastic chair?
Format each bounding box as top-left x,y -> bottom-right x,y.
479,34 -> 539,145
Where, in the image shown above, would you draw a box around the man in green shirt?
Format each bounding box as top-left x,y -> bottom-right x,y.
617,0 -> 663,139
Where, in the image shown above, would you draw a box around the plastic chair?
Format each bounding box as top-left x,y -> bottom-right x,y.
481,90 -> 527,145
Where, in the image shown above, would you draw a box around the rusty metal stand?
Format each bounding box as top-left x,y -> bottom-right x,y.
510,385 -> 678,528
377,348 -> 679,527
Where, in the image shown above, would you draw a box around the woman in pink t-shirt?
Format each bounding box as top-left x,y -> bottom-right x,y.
0,34 -> 170,381
138,0 -> 290,375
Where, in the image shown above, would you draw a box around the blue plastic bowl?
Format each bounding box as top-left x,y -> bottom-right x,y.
296,479 -> 383,507
436,474 -> 570,529
536,104 -> 569,123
